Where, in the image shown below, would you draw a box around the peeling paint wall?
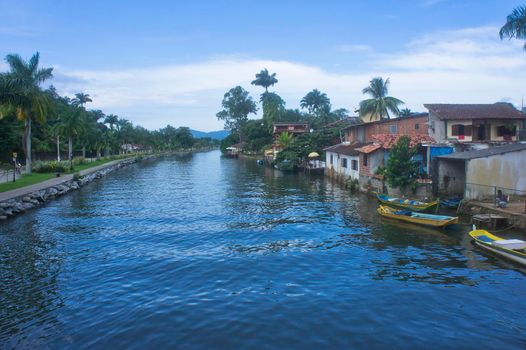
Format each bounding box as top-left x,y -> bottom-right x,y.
437,159 -> 466,196
466,149 -> 526,198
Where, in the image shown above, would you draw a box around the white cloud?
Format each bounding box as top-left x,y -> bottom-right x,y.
52,25 -> 526,131
334,44 -> 373,53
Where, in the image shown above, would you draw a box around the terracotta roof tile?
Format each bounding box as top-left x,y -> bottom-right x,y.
424,103 -> 525,120
371,134 -> 435,148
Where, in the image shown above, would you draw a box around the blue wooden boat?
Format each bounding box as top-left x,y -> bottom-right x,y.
440,197 -> 463,209
377,194 -> 438,212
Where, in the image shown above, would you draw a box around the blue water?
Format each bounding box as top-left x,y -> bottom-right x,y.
1,150 -> 525,349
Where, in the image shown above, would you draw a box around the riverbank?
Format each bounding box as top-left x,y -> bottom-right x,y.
0,155 -> 154,221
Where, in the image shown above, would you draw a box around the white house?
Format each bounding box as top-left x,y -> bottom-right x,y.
324,142 -> 363,181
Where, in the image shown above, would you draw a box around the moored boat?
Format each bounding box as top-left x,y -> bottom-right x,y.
377,194 -> 438,212
377,205 -> 458,227
469,229 -> 526,266
440,197 -> 463,209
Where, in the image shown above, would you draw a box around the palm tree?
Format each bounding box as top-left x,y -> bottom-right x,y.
300,89 -> 331,115
278,132 -> 293,149
72,92 -> 92,107
104,114 -> 119,131
359,77 -> 403,122
1,52 -> 53,173
500,5 -> 526,50
55,105 -> 86,169
399,108 -> 412,117
251,69 -> 278,93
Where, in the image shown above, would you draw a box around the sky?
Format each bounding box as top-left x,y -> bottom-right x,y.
1,0 -> 525,131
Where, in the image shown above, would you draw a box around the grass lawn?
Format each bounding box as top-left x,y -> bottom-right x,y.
0,157 -> 129,193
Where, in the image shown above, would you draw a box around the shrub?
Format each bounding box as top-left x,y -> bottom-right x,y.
73,157 -> 87,165
73,172 -> 82,181
33,160 -> 68,173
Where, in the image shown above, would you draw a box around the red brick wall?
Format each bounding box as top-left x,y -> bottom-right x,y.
364,116 -> 428,141
344,116 -> 429,143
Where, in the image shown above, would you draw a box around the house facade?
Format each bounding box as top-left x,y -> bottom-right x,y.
433,143 -> 526,199
424,103 -> 526,143
324,142 -> 362,181
271,122 -> 310,158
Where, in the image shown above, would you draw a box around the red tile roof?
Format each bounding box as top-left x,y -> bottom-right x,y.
356,143 -> 382,154
371,134 -> 435,148
424,103 -> 525,120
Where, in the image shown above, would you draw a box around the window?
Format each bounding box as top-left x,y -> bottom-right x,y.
415,123 -> 419,130
363,154 -> 368,167
389,124 -> 397,134
451,124 -> 472,137
330,154 -> 333,165
342,158 -> 347,168
351,159 -> 358,170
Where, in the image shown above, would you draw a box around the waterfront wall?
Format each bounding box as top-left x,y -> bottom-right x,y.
0,156 -> 149,221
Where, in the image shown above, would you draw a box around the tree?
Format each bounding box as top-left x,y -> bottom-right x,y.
331,108 -> 349,120
72,92 -> 92,107
55,104 -> 86,169
359,77 -> 404,122
260,92 -> 285,131
278,132 -> 293,149
399,108 -> 412,117
0,52 -> 53,173
216,86 -> 257,141
500,5 -> 526,50
251,68 -> 278,93
300,89 -> 331,115
384,135 -> 419,190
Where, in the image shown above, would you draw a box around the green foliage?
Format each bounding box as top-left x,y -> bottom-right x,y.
251,68 -> 278,93
359,77 -> 404,120
500,5 -> 526,50
33,160 -> 68,173
73,172 -> 82,181
384,136 -> 419,190
346,177 -> 359,193
216,86 -> 257,140
241,119 -> 272,153
260,92 -> 285,131
220,133 -> 239,153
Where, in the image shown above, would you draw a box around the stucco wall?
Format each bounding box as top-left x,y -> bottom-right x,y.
466,149 -> 526,198
446,119 -> 473,142
437,158 -> 466,196
428,111 -> 445,142
325,151 -> 359,180
489,120 -> 521,141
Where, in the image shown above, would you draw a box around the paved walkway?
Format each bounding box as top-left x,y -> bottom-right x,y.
0,159 -> 125,202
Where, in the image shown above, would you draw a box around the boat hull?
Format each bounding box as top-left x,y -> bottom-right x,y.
377,195 -> 438,212
469,230 -> 526,267
377,205 -> 458,227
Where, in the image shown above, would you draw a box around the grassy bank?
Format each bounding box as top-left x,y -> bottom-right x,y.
0,157 -> 126,193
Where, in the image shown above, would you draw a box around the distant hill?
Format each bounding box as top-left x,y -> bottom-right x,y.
190,129 -> 230,140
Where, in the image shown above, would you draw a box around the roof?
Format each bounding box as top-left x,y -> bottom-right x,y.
371,134 -> 435,148
356,143 -> 382,154
437,143 -> 526,160
324,142 -> 366,156
424,103 -> 526,120
323,116 -> 361,129
342,113 -> 429,130
272,122 -> 309,126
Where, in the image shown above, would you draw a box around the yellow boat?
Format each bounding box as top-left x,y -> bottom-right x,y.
469,229 -> 526,266
377,194 -> 438,212
377,205 -> 458,228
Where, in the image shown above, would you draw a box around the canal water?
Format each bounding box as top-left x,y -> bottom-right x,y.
1,150 -> 525,349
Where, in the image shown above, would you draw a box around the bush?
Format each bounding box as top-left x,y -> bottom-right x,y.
73,157 -> 87,165
33,160 -> 68,173
73,172 -> 82,181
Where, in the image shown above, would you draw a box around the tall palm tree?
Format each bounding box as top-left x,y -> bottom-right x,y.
72,92 -> 92,107
104,114 -> 119,131
1,52 -> 53,173
55,104 -> 85,169
500,5 -> 526,50
300,89 -> 331,115
359,77 -> 403,122
399,108 -> 412,117
251,68 -> 278,93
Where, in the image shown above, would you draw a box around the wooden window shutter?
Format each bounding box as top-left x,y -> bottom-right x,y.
464,125 -> 472,136
451,124 -> 459,136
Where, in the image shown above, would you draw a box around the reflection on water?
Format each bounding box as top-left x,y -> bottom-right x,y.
1,150 -> 525,349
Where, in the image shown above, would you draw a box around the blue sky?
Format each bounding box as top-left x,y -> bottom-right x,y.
1,0 -> 525,131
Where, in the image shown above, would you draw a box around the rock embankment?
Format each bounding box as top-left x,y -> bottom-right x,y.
0,156 -> 146,221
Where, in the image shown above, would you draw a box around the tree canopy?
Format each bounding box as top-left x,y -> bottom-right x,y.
384,135 -> 419,190
500,5 -> 526,50
359,77 -> 404,121
251,68 -> 278,93
216,86 -> 257,141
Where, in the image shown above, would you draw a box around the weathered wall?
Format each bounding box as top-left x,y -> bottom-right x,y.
428,111 -> 446,142
465,149 -> 526,199
364,115 -> 428,141
325,151 -> 359,180
436,158 -> 466,196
